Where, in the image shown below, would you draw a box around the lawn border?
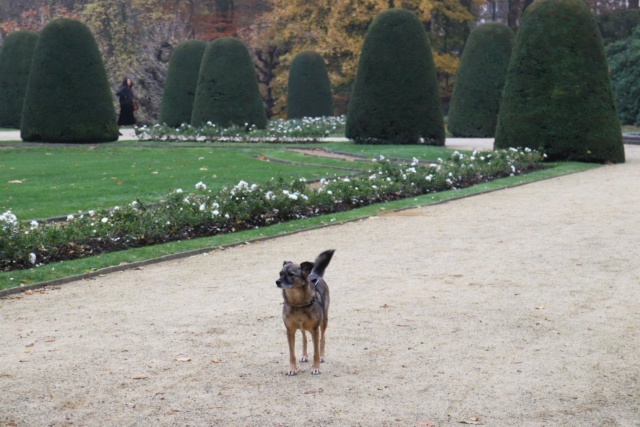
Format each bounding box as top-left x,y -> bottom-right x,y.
0,161 -> 598,297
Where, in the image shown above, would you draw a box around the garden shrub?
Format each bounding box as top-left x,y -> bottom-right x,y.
606,26 -> 640,126
597,9 -> 640,46
159,40 -> 207,127
191,37 -> 267,129
287,51 -> 333,119
494,0 -> 624,163
346,8 -> 444,145
448,23 -> 513,138
21,19 -> 118,142
0,30 -> 39,129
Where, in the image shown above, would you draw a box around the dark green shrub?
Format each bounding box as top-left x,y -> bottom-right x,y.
494,0 -> 624,163
287,51 -> 333,119
159,40 -> 207,127
606,27 -> 640,126
191,37 -> 267,129
0,30 -> 39,129
346,8 -> 444,145
597,9 -> 640,45
21,19 -> 117,142
448,23 -> 513,137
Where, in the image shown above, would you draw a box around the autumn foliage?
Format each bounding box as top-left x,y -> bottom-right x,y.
21,19 -> 118,143
494,0 -> 624,163
346,9 -> 444,145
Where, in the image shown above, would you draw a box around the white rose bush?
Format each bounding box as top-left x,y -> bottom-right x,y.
136,116 -> 346,142
0,148 -> 543,272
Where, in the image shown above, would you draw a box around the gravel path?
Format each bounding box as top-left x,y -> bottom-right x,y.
1,142 -> 638,426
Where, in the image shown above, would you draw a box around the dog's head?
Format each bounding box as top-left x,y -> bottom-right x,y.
276,260 -> 314,289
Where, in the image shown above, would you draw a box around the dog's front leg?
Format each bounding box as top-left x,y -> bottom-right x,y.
310,327 -> 321,375
286,327 -> 297,376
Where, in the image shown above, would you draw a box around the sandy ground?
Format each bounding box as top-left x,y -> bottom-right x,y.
1,142 -> 639,426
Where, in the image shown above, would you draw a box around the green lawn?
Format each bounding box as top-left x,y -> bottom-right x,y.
0,141 -> 471,220
0,144 -> 372,220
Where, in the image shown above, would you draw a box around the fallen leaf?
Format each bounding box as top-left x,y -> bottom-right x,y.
535,306 -> 545,310
132,376 -> 149,380
24,290 -> 33,295
7,180 -> 22,184
459,417 -> 482,425
211,359 -> 221,363
25,343 -> 35,348
117,181 -> 123,185
174,357 -> 192,362
417,422 -> 435,427
46,340 -> 56,343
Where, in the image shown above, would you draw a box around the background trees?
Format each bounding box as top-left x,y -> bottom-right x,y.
0,0 -> 638,124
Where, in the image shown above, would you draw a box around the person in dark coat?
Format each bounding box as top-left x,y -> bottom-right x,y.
116,77 -> 136,127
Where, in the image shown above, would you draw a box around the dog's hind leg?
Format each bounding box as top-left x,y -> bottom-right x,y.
300,330 -> 308,362
319,320 -> 327,363
311,327 -> 321,375
286,328 -> 297,376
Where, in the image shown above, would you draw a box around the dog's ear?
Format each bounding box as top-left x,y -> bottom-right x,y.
283,261 -> 292,266
300,261 -> 314,277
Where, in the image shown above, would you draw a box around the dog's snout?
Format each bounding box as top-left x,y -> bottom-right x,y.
276,279 -> 281,287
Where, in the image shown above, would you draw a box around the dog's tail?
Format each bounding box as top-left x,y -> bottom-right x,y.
309,249 -> 335,284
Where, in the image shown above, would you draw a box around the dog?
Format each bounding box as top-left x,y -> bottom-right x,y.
276,249 -> 335,376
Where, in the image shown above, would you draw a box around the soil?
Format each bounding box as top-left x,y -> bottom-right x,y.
1,141 -> 639,426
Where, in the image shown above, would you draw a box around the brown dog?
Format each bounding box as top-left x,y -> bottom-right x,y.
276,249 -> 335,376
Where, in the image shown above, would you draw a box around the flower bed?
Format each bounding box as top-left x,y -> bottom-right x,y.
136,116 -> 347,142
0,148 -> 544,272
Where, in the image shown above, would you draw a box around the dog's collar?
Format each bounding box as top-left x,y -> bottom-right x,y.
286,295 -> 317,309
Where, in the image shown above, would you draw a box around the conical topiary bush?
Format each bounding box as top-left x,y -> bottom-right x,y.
159,39 -> 207,127
346,8 -> 444,145
191,37 -> 267,129
494,0 -> 624,163
287,51 -> 333,119
0,30 -> 39,129
448,23 -> 513,137
21,19 -> 118,142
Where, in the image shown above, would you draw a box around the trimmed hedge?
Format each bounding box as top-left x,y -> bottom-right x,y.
0,30 -> 39,129
494,0 -> 624,163
159,40 -> 207,127
448,23 -> 513,137
606,27 -> 640,126
346,8 -> 444,145
287,51 -> 333,119
191,37 -> 267,129
21,19 -> 118,142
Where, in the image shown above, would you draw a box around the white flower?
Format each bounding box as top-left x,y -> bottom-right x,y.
101,217 -> 109,224
212,210 -> 219,217
327,190 -> 333,195
176,188 -> 183,194
411,157 -> 419,166
131,201 -> 139,208
212,202 -> 220,209
113,206 -> 120,211
29,253 -> 36,265
30,220 -> 39,229
199,204 -> 206,211
88,210 -> 95,216
67,215 -> 74,221
195,181 -> 207,191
